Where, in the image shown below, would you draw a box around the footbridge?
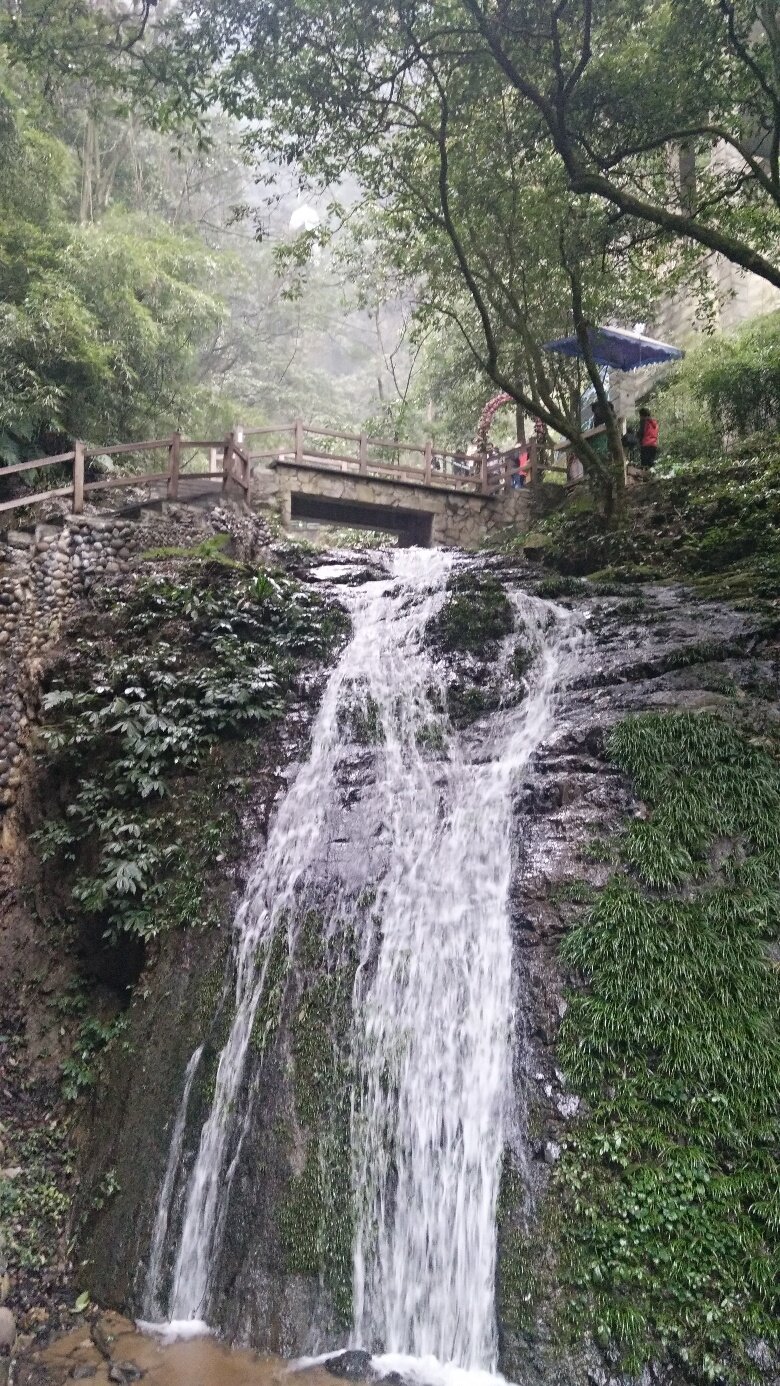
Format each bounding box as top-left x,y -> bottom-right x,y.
1,419 -> 536,547
249,422 -> 531,546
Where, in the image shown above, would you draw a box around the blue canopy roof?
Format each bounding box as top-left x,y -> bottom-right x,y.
544,326 -> 684,372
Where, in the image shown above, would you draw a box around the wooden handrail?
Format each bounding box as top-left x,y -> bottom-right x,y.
84,472 -> 170,493
241,424 -> 295,439
0,452 -> 75,476
0,486 -> 74,513
84,439 -> 172,458
304,424 -> 364,444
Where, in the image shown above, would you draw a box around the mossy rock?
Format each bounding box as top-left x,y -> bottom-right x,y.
429,573 -> 514,653
447,683 -> 499,727
535,574 -> 586,600
511,641 -> 534,681
338,693 -> 384,745
555,711 -> 780,1380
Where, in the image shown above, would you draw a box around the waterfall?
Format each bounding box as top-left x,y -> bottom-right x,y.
151,548 -> 582,1371
143,1044 -> 203,1318
349,571 -> 581,1370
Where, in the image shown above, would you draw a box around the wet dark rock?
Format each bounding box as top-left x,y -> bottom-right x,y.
88,1322 -> 111,1361
325,1350 -> 374,1380
107,1365 -> 144,1384
70,1368 -> 97,1381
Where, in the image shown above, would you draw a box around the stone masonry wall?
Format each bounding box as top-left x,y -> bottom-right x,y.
0,502 -> 270,809
274,463 -> 530,547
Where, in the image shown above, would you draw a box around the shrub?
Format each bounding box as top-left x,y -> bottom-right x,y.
654,311 -> 780,455
34,568 -> 348,947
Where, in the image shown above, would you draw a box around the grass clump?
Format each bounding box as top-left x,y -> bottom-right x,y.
557,712 -> 780,1381
140,532 -> 235,563
535,574 -> 586,600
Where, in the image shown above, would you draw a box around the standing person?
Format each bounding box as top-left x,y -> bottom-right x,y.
638,406 -> 659,468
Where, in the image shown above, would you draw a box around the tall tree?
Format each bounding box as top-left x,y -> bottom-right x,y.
182,0 -> 660,509
459,0 -> 780,291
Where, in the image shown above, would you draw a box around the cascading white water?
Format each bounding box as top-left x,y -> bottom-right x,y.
153,547 -> 582,1372
349,559 -> 582,1370
144,1044 -> 203,1318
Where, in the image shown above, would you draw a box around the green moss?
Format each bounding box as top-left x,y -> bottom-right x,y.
279,908 -> 358,1324
447,683 -> 490,727
496,1154 -> 535,1339
250,927 -> 290,1057
140,533 -> 236,563
535,575 -> 586,600
339,691 -> 384,745
416,721 -> 447,754
511,642 -> 534,681
429,572 -> 514,653
556,712 -> 780,1381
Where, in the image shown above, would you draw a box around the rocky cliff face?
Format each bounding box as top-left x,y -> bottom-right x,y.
2,540 -> 778,1386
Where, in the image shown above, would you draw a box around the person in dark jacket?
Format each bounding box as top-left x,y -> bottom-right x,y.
638,406 -> 659,468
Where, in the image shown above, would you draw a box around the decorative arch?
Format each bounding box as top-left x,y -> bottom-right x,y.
475,393 -> 515,453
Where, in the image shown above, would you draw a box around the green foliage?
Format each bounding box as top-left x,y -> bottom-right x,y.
0,89 -> 227,462
0,1110 -> 72,1271
61,1014 -> 128,1102
557,713 -> 780,1380
139,534 -> 233,562
655,313 -> 780,453
446,683 -> 490,727
535,575 -> 586,600
34,567 -> 347,947
429,572 -> 514,653
536,438 -> 780,599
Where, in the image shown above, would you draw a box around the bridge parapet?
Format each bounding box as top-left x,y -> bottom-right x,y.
274,459 -> 529,548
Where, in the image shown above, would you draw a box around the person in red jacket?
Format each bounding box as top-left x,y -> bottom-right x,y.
638,406 -> 659,468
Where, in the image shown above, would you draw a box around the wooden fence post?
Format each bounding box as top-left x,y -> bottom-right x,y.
222,432 -> 234,496
72,441 -> 85,514
359,433 -> 368,475
167,430 -> 181,501
480,452 -> 489,495
208,446 -> 218,476
294,418 -> 304,463
423,438 -> 433,486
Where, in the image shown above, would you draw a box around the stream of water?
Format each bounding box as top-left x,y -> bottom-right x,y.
144,548 -> 582,1380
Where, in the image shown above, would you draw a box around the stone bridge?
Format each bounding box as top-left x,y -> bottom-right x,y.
269,459 -> 530,547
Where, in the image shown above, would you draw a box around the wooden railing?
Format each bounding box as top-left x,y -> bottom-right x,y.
0,420 -> 539,519
0,430 -> 250,517
245,421 -> 540,496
